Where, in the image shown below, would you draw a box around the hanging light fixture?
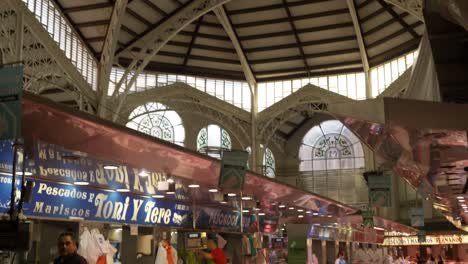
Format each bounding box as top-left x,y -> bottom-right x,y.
138,170 -> 149,177
74,181 -> 89,186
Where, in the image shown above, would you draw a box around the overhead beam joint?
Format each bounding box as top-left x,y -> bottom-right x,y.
281,0 -> 310,75
97,0 -> 128,118
213,6 -> 256,88
111,0 -> 232,122
347,0 -> 371,98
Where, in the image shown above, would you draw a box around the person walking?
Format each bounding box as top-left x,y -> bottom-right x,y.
54,232 -> 88,264
335,251 -> 346,264
426,256 -> 436,264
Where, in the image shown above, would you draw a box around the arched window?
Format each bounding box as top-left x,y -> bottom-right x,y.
245,146 -> 276,178
246,146 -> 251,169
298,120 -> 367,204
299,120 -> 364,171
127,102 -> 185,146
263,147 -> 275,178
197,124 -> 231,159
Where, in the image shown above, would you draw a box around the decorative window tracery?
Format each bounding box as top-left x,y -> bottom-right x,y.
127,102 -> 185,146
298,120 -> 367,204
197,124 -> 231,159
245,146 -> 276,178
299,120 -> 364,171
263,147 -> 275,178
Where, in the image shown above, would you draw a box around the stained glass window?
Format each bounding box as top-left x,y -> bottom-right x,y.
126,102 -> 185,146
245,146 -> 275,178
263,147 -> 275,178
246,146 -> 251,169
197,124 -> 231,159
299,120 -> 364,171
298,120 -> 367,204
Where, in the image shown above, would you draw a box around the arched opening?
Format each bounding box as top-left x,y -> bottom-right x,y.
246,146 -> 276,178
298,120 -> 367,204
127,102 -> 185,146
197,124 -> 231,159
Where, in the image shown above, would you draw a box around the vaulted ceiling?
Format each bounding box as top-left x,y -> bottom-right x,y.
55,0 -> 424,82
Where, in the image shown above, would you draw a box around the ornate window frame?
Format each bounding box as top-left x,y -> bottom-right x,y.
299,120 -> 364,171
197,124 -> 232,159
127,102 -> 185,146
246,146 -> 276,178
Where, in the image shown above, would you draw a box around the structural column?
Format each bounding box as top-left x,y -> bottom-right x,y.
97,0 -> 128,119
15,11 -> 23,62
250,83 -> 260,173
365,70 -> 372,99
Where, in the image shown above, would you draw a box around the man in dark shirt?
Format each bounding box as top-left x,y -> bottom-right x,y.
54,232 -> 88,264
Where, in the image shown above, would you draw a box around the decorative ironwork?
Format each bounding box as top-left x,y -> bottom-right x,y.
221,129 -> 231,150
197,127 -> 208,150
313,134 -> 354,159
127,102 -> 185,146
0,2 -> 94,111
299,120 -> 364,171
112,0 -> 232,121
383,0 -> 423,21
245,146 -> 275,177
197,124 -> 232,159
120,82 -> 251,149
138,114 -> 174,142
263,147 -> 275,178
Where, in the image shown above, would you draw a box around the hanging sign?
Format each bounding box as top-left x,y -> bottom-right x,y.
417,230 -> 426,243
368,174 -> 392,207
195,206 -> 253,232
410,207 -> 424,227
218,150 -> 249,190
0,175 -> 192,227
383,234 -> 468,246
0,66 -> 23,140
0,140 -> 192,200
259,216 -> 278,234
362,209 -> 374,228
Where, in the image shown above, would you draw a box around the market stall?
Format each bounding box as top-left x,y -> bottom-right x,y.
0,92 -> 360,263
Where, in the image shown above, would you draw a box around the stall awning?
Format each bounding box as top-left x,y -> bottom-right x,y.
22,92 -> 357,216
328,97 -> 468,231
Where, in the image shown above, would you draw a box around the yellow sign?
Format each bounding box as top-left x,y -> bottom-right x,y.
383,234 -> 468,246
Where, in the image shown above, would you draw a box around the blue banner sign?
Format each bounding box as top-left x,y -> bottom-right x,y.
195,206 -> 253,232
0,140 -> 190,200
0,175 -> 192,227
33,141 -> 168,193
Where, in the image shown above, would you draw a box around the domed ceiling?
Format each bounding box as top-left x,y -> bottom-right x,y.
56,0 -> 424,82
